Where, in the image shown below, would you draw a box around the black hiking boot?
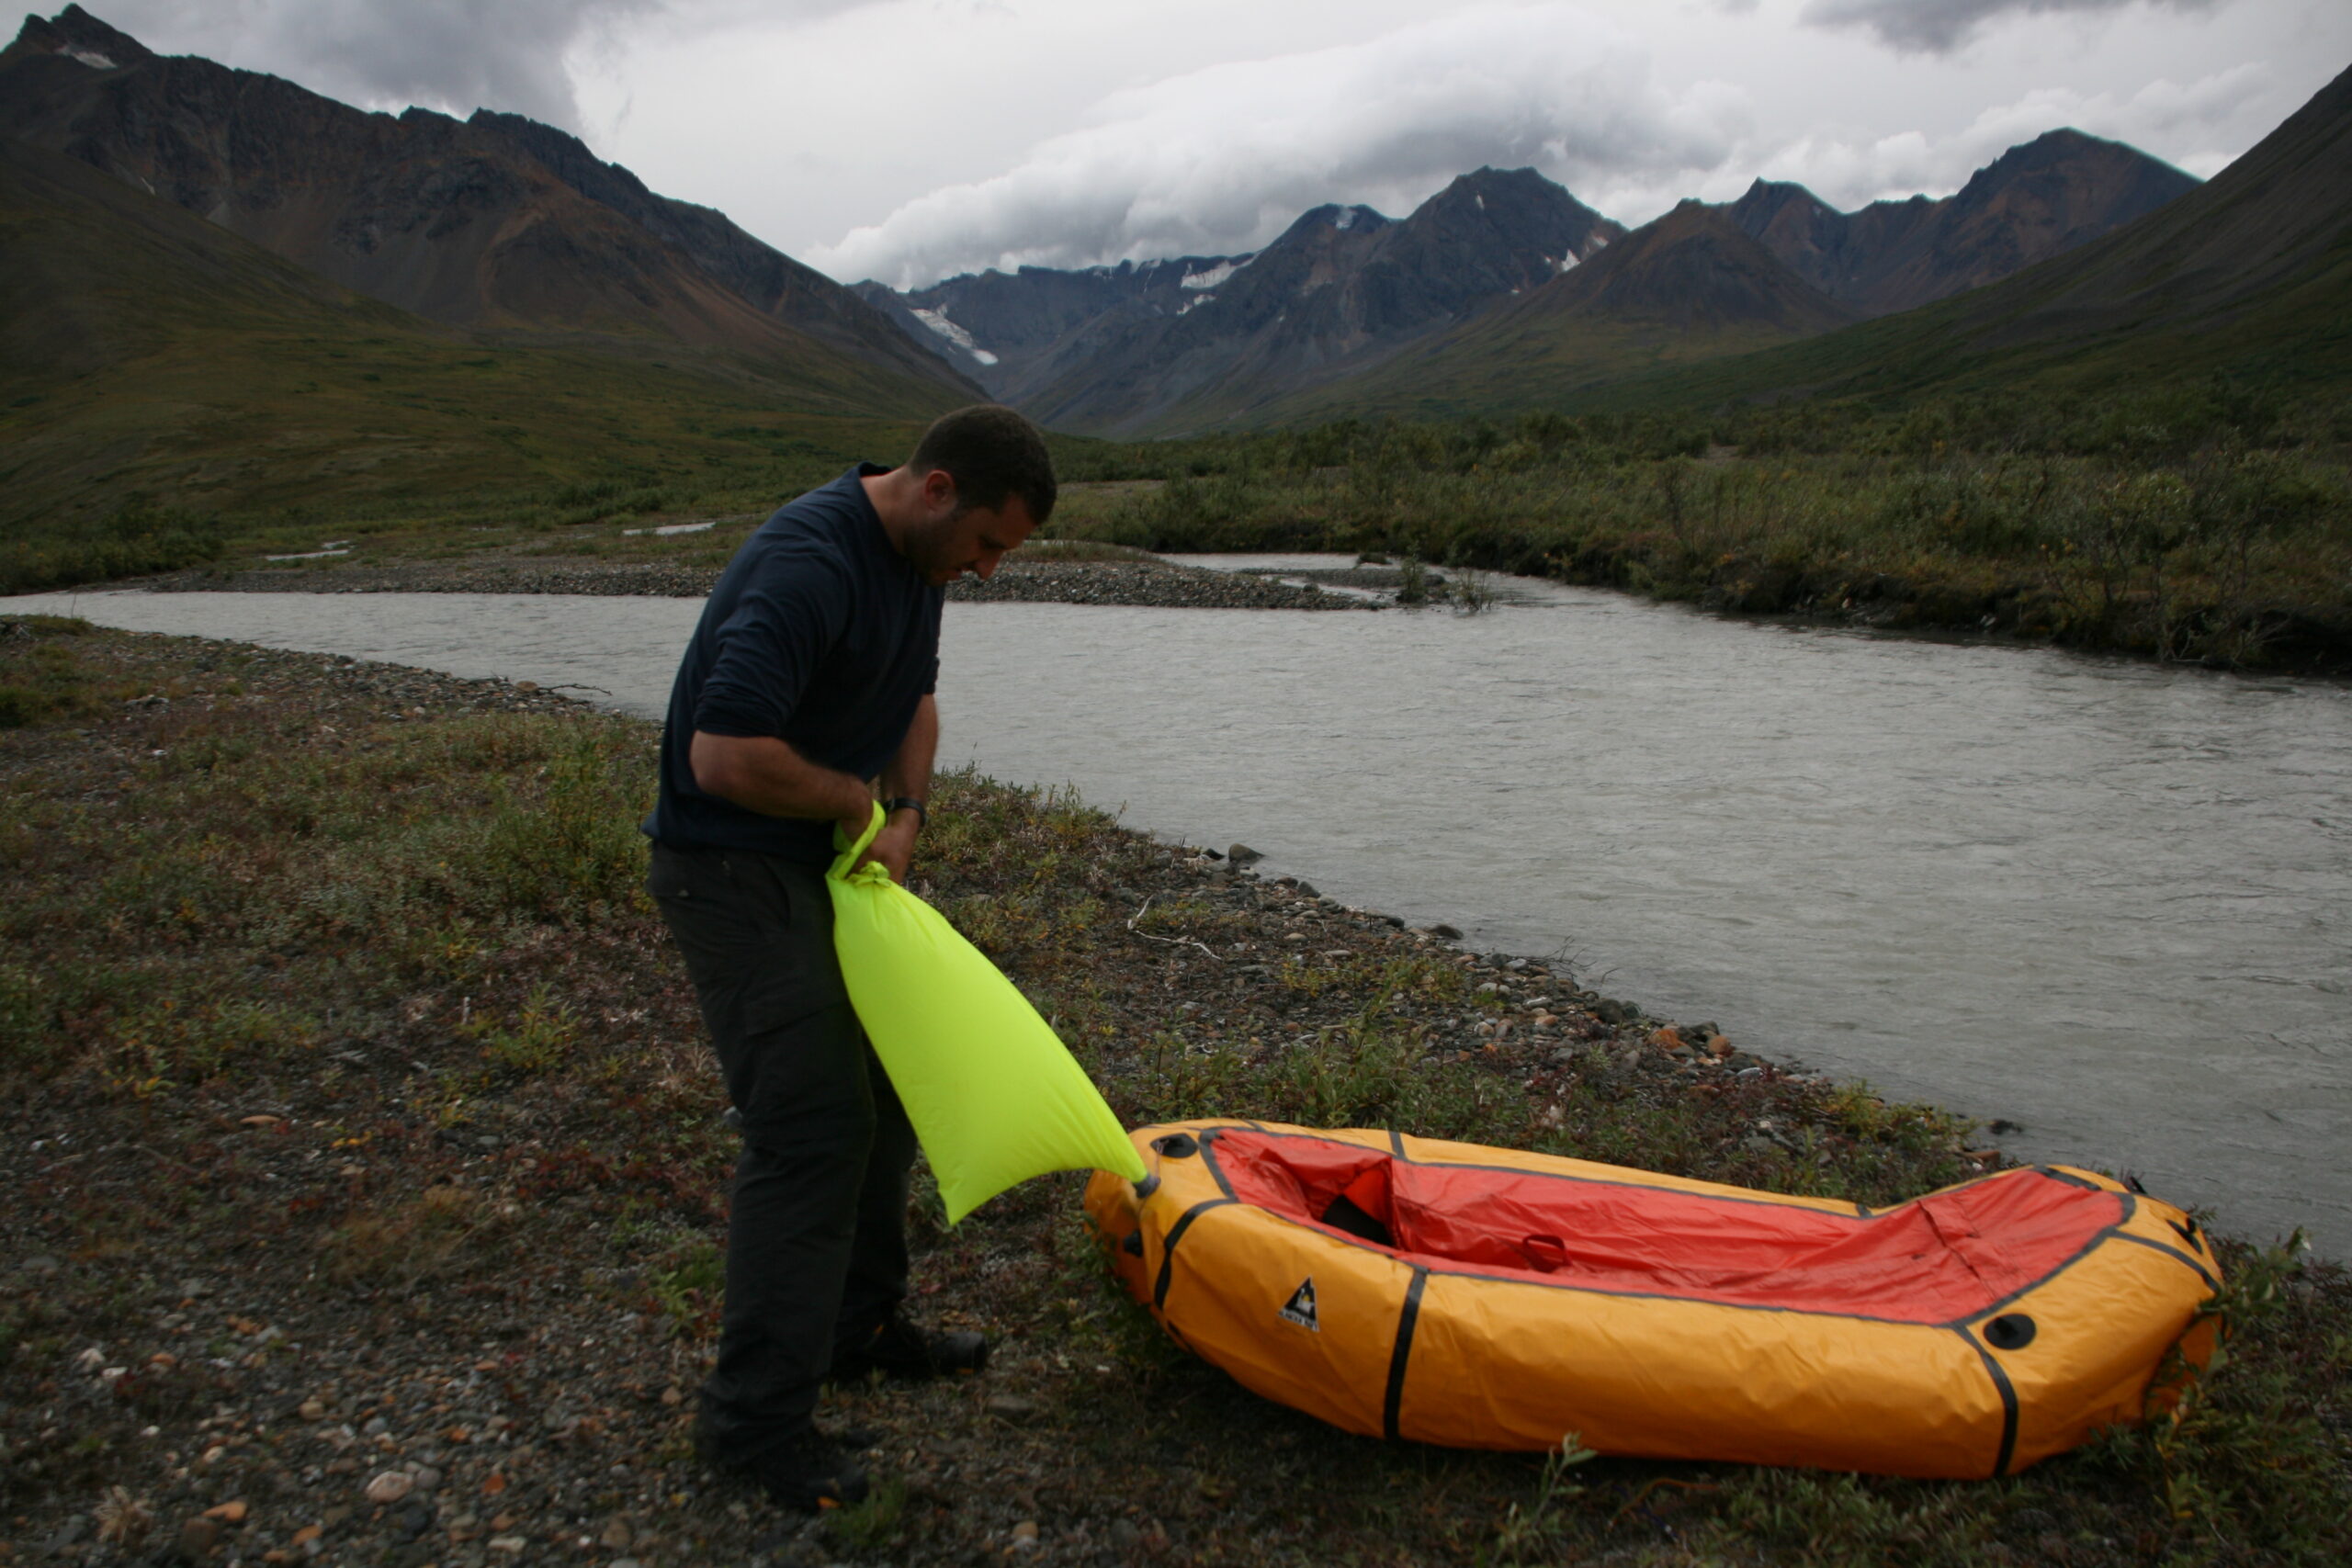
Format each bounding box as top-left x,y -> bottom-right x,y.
829,1311 -> 990,1383
698,1424 -> 869,1512
695,1412 -> 878,1461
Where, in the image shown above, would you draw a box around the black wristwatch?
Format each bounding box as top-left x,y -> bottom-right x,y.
883,796 -> 928,829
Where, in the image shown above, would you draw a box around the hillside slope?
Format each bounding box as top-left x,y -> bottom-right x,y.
1247,202 -> 1857,424
0,6 -> 979,399
0,136 -> 930,532
1726,130 -> 2199,317
1577,61 -> 2352,411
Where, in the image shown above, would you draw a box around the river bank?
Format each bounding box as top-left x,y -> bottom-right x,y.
1054,428 -> 2352,676
4,617 -> 2345,1567
137,556 -> 1364,613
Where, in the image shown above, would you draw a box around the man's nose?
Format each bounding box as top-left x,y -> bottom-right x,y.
973,552 -> 1001,581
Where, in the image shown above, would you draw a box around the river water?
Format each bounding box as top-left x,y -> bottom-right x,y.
10,574 -> 2348,1256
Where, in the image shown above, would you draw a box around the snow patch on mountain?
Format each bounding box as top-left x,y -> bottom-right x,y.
909,307 -> 999,367
1180,258 -> 1246,291
62,46 -> 117,70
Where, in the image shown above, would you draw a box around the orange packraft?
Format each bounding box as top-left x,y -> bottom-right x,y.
1085,1121 -> 2221,1477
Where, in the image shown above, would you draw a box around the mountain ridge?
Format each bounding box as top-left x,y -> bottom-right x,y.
0,5 -> 980,400
1239,200 -> 1860,425
1013,168 -> 1625,434
1724,128 -> 2201,318
1562,60 -> 2352,412
860,131 -> 2201,434
0,132 -> 935,534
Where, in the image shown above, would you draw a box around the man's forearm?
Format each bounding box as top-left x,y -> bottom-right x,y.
689,730 -> 873,824
881,694 -> 939,809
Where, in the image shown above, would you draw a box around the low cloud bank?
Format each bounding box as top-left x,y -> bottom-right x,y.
808,4 -> 1748,289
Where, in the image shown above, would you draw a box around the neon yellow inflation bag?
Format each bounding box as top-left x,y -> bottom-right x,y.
827,804 -> 1146,1223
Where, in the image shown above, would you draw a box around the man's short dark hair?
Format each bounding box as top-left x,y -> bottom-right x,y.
909,404 -> 1057,525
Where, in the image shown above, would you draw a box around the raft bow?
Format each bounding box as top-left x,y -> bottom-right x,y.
1085,1120 -> 2222,1477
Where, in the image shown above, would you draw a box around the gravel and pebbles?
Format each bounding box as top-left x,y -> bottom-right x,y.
0,624 -> 2026,1568
141,559 -> 1365,613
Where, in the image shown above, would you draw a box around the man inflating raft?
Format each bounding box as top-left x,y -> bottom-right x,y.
643,405 -> 1136,1510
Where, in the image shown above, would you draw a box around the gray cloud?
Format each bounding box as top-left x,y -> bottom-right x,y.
1802,0 -> 2222,53
73,1 -> 797,130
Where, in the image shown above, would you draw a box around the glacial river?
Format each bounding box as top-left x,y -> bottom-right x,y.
10,571 -> 2348,1256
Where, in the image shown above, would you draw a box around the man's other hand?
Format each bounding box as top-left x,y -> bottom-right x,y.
857,815 -> 918,884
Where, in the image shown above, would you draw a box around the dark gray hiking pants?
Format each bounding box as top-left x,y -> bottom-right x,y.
646,841 -> 915,1457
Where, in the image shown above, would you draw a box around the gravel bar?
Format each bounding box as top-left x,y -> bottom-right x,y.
137,559 -> 1369,611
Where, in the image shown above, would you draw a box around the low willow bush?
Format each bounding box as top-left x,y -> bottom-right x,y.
0,506 -> 228,594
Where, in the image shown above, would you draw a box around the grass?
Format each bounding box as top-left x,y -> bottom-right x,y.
0,135 -> 957,592
5,619 -> 2345,1564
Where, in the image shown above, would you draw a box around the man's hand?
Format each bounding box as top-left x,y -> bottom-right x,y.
857,811 -> 919,884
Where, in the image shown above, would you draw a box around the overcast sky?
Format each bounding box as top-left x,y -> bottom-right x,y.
79,0 -> 2352,288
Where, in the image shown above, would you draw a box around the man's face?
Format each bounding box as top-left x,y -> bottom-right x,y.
910,488 -> 1039,586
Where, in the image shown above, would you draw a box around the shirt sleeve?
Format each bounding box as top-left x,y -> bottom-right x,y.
691,545 -> 854,739
920,592 -> 943,696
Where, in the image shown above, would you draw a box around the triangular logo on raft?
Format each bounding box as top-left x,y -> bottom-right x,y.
1279,1278 -> 1318,1331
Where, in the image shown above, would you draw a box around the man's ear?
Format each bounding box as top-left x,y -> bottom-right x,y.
920,468 -> 959,514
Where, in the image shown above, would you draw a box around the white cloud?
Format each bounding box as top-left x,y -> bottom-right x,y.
1801,0 -> 2222,54
1750,62 -> 2270,207
805,4 -> 1750,288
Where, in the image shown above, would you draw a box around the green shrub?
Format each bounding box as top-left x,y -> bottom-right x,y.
0,507 -> 227,593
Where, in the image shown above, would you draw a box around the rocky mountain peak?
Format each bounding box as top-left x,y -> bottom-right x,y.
1721,129 -> 2198,316
1962,127 -> 2111,185
1289,202 -> 1390,236
3,4 -> 150,70
1419,166 -> 1612,240
1435,164 -> 1568,207
467,108 -> 660,213
1730,178 -> 1835,225
1943,125 -> 2197,220
1545,198 -> 1857,337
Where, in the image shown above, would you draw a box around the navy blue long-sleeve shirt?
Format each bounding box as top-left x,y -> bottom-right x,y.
643,465 -> 943,865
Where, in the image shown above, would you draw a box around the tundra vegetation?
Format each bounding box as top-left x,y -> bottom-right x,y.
15,379 -> 2344,671
1044,381 -> 2352,670
3,616 -> 2345,1565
